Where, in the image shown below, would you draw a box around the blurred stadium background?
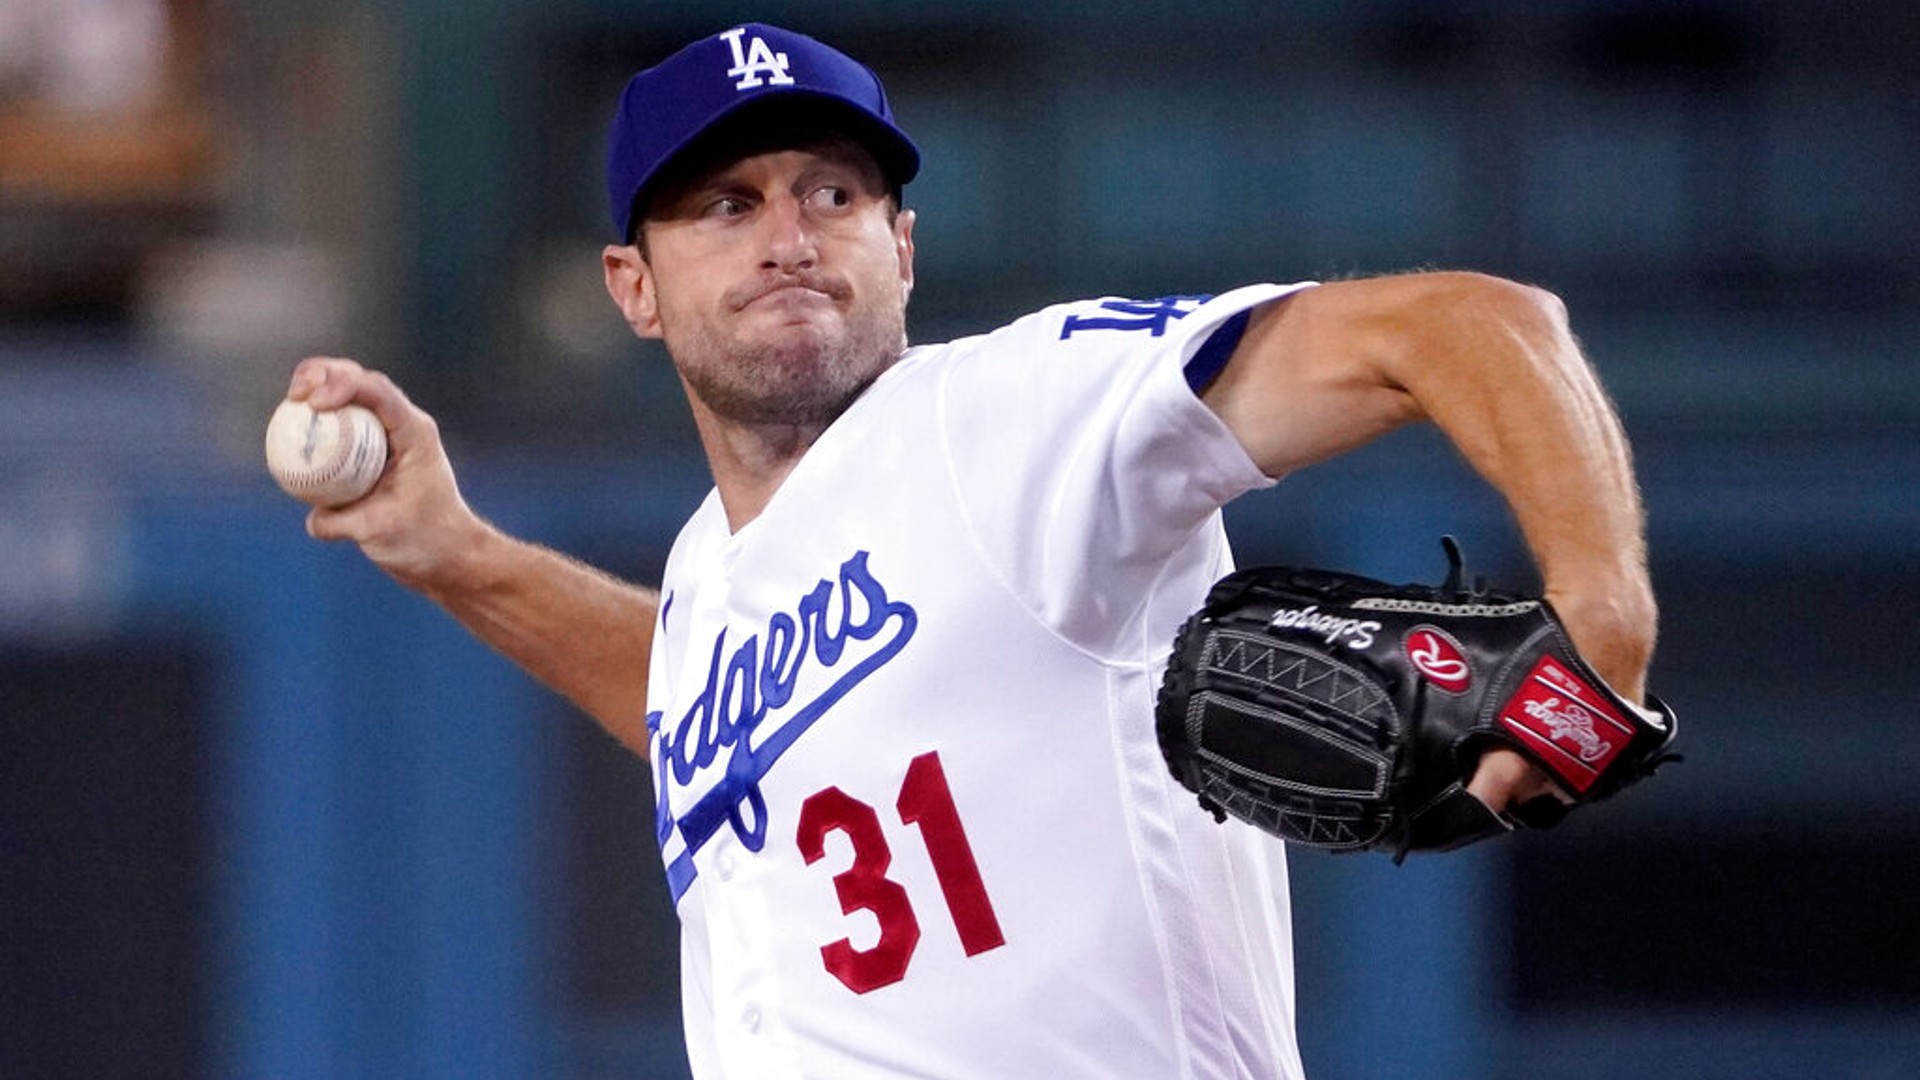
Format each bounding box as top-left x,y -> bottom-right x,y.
3,1 -> 1916,1077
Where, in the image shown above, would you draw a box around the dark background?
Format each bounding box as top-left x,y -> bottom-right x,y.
2,1 -> 1915,1077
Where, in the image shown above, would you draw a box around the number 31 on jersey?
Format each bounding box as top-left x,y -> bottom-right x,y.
796,751 -> 1006,994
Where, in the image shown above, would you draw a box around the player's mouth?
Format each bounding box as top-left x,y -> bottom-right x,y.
728,273 -> 851,312
750,285 -> 831,310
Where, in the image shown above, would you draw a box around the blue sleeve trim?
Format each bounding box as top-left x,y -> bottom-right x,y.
1182,308 -> 1251,393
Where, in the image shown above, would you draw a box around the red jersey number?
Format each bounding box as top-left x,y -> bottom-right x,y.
796,751 -> 1007,994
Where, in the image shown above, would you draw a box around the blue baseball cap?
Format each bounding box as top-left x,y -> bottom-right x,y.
606,23 -> 920,242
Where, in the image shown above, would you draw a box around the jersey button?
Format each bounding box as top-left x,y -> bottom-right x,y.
741,1004 -> 762,1033
717,852 -> 736,881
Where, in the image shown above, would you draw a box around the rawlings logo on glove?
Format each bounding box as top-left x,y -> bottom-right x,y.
1407,627 -> 1471,691
1154,539 -> 1678,859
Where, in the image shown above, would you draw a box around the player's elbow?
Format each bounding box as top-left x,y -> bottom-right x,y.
1425,271 -> 1570,335
1428,273 -> 1583,382
1507,277 -> 1572,339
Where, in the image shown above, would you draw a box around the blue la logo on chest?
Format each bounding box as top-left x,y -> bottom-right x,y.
650,550 -> 917,902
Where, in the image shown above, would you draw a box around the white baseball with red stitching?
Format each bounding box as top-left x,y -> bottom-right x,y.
264,400 -> 388,508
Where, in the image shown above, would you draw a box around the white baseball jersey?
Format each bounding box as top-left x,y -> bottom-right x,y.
646,283 -> 1314,1079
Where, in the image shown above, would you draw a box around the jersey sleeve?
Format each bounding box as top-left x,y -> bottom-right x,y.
930,282 -> 1314,658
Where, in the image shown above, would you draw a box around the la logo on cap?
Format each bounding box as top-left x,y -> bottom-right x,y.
719,27 -> 795,90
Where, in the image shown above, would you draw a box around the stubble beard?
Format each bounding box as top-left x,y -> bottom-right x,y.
669,283 -> 908,430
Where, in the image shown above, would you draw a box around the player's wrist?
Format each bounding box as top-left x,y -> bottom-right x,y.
1542,578 -> 1658,704
400,509 -> 513,600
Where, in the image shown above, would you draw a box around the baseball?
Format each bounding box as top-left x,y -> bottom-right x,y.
264,399 -> 389,508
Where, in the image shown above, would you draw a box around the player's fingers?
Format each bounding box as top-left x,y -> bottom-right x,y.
306,494 -> 390,543
355,371 -> 439,454
290,358 -> 417,429
305,506 -> 349,542
287,360 -> 441,460
1466,747 -> 1570,814
308,365 -> 409,423
287,356 -> 365,405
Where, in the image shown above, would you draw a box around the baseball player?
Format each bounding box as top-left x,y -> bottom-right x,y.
287,22 -> 1656,1079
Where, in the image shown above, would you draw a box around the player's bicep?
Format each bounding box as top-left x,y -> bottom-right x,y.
1199,281 -> 1423,478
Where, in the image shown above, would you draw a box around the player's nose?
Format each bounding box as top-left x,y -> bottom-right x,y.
758,194 -> 817,272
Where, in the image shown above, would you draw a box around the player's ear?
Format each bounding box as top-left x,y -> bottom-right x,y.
602,243 -> 664,340
893,208 -> 916,298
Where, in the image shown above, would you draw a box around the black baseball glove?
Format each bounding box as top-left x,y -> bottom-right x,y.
1155,539 -> 1677,860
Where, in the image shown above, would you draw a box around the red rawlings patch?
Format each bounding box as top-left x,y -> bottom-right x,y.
1406,626 -> 1471,693
1498,655 -> 1636,794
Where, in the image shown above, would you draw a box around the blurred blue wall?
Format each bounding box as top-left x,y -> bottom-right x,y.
4,2 -> 1918,1078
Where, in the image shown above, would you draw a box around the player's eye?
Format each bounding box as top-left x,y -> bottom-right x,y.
704,195 -> 751,218
804,185 -> 852,211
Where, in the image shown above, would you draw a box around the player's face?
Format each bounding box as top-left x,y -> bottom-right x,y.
612,140 -> 917,429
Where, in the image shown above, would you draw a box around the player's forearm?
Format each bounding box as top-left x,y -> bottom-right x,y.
278,358 -> 659,751
420,523 -> 658,757
1381,274 -> 1656,699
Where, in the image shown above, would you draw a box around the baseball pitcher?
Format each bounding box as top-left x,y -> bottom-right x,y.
283,23 -> 1670,1079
